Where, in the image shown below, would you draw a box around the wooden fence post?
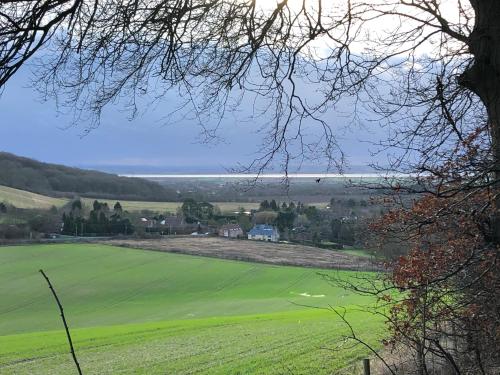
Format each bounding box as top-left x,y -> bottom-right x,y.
363,358 -> 371,375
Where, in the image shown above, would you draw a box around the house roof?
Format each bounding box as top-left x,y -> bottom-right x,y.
220,224 -> 243,231
161,216 -> 183,225
248,224 -> 277,236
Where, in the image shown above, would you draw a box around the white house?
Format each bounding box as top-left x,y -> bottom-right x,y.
247,224 -> 280,242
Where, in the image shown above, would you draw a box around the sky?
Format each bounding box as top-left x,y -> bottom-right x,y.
0,1 -> 467,174
0,67 -> 388,174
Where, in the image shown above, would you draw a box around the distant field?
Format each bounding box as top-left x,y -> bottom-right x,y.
83,198 -> 325,212
108,237 -> 379,270
81,198 -> 260,213
0,185 -> 66,209
0,185 -> 261,212
341,249 -> 374,258
0,244 -> 384,374
0,216 -> 27,225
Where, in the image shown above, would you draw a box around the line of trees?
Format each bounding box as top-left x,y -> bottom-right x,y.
256,199 -> 361,247
0,202 -> 61,240
180,199 -> 215,223
62,200 -> 133,236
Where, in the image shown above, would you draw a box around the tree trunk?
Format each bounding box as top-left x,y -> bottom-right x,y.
489,101 -> 500,244
459,0 -> 500,244
416,340 -> 427,375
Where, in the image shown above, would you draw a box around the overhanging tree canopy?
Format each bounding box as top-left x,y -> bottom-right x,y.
0,2 -> 494,173
2,0 -> 498,229
1,2 -> 499,371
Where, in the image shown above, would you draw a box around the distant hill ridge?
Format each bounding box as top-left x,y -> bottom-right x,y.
0,152 -> 175,201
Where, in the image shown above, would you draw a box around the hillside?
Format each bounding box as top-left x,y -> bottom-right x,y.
0,185 -> 259,213
0,185 -> 66,209
0,152 -> 175,201
0,244 -> 383,374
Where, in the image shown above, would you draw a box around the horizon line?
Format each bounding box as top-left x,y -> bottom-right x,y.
120,173 -> 412,179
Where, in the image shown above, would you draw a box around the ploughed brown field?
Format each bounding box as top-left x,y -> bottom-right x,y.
103,237 -> 380,271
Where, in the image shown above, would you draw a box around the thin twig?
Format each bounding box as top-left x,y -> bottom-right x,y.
331,306 -> 397,375
39,269 -> 83,375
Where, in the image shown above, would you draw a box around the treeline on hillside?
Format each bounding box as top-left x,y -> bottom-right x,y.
0,152 -> 175,201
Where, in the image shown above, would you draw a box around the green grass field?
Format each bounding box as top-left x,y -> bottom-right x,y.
0,244 -> 384,374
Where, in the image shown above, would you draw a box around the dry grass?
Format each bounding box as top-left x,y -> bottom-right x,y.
81,198 -> 259,213
0,185 -> 259,213
0,185 -> 66,209
105,237 -> 381,270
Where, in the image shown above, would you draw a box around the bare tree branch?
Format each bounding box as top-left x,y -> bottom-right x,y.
39,269 -> 83,375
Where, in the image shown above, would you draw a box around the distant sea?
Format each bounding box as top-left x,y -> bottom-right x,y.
79,164 -> 412,179
81,164 -> 383,175
119,173 -> 411,179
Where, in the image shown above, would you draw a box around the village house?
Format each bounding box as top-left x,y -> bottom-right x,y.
140,217 -> 157,229
160,215 -> 188,234
218,224 -> 244,238
247,224 -> 280,242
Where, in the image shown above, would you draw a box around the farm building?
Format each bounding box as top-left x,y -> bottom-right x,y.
161,216 -> 185,228
159,215 -> 192,234
218,224 -> 244,238
248,224 -> 280,242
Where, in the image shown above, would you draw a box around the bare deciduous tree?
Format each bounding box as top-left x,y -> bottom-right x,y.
0,2 -> 496,185
2,1 -> 499,372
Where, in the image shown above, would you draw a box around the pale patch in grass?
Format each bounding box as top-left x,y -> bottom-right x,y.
299,292 -> 326,298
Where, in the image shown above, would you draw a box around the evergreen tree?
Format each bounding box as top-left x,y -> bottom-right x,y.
259,200 -> 270,210
270,199 -> 278,211
276,211 -> 295,232
71,199 -> 82,211
113,202 -> 123,215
